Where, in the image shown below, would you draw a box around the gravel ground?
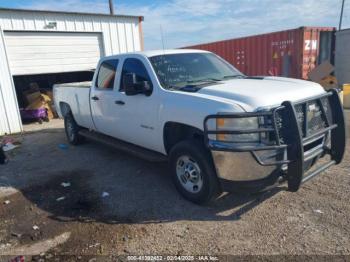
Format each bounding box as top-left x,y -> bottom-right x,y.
0,112 -> 349,261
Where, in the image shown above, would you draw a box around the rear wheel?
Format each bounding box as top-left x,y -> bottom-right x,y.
64,113 -> 84,145
169,139 -> 221,204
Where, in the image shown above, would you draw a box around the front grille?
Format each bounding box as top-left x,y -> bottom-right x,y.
294,101 -> 327,137
320,97 -> 333,124
294,104 -> 306,137
274,110 -> 285,144
273,97 -> 333,144
306,101 -> 326,135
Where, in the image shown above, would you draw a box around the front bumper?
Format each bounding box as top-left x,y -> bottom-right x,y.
204,89 -> 346,192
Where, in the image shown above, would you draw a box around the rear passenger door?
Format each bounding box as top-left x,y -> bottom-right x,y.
90,58 -> 123,137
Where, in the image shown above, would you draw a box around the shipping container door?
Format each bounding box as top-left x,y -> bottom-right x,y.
4,31 -> 104,75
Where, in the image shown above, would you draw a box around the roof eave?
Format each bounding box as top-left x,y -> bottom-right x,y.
0,7 -> 143,20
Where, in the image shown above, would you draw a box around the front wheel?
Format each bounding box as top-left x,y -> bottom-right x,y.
169,139 -> 221,204
64,113 -> 84,145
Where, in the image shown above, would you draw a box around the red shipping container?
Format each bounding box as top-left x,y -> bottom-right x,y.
183,27 -> 335,80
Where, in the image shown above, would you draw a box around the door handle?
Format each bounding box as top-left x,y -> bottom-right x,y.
91,96 -> 99,101
115,100 -> 125,105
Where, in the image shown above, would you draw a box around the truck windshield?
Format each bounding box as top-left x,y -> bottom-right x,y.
149,53 -> 244,90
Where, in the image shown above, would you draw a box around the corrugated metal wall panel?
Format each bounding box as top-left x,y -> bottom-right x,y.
109,21 -> 120,54
0,81 -> 10,135
117,19 -> 127,53
0,27 -> 22,135
125,21 -> 134,52
335,29 -> 350,86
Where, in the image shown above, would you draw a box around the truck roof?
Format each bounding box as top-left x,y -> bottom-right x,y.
104,49 -> 210,59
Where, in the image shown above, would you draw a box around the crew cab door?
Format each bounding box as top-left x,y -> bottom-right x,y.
112,56 -> 161,151
90,58 -> 124,137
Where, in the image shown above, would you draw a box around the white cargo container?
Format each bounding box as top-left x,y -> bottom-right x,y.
0,7 -> 143,135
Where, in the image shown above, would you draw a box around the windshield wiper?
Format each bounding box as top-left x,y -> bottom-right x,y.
167,78 -> 221,91
167,85 -> 183,91
168,84 -> 201,92
223,75 -> 245,79
187,78 -> 222,84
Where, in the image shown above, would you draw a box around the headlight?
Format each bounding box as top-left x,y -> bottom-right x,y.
216,117 -> 260,142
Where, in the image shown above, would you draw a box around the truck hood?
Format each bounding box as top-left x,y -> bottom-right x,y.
197,76 -> 325,111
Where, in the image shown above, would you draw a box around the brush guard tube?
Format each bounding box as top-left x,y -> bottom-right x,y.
204,89 -> 346,192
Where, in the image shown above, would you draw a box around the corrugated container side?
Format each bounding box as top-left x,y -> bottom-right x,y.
302,28 -> 322,79
184,27 -> 335,79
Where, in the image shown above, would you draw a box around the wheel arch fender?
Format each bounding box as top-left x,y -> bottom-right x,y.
59,102 -> 72,117
163,121 -> 205,154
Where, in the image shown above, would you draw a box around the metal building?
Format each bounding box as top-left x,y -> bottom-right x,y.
0,7 -> 143,135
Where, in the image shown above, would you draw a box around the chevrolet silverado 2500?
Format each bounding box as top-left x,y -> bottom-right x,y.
54,49 -> 346,204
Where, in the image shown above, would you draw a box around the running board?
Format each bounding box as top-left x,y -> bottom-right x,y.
79,130 -> 168,162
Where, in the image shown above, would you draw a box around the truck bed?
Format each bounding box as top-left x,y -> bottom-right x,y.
53,81 -> 94,130
55,81 -> 92,88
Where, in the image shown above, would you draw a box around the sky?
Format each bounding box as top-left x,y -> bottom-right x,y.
0,0 -> 349,50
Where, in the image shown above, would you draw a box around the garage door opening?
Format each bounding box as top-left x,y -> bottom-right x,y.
3,31 -> 104,125
14,71 -> 94,124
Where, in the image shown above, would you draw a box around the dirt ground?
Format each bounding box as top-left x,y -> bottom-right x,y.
0,112 -> 350,261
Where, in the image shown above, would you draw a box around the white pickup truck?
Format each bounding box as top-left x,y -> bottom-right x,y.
54,49 -> 346,204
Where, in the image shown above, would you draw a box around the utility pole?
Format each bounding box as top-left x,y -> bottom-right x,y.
339,0 -> 345,30
109,0 -> 114,15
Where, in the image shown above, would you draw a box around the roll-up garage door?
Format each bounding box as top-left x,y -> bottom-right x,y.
4,31 -> 104,75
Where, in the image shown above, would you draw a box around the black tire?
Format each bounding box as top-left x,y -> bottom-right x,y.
64,113 -> 84,145
169,139 -> 221,205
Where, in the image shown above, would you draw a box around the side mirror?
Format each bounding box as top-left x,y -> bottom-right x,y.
123,73 -> 139,96
140,81 -> 152,96
123,73 -> 153,96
